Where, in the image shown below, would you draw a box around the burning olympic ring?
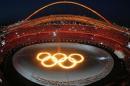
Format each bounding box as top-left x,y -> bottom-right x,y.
36,52 -> 84,69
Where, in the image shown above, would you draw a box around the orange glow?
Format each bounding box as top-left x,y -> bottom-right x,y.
36,52 -> 84,69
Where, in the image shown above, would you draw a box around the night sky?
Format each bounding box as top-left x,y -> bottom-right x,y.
0,0 -> 130,28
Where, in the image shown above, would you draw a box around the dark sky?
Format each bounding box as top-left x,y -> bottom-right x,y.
0,0 -> 130,28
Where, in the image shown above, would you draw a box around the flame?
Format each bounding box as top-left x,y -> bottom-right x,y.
36,52 -> 84,69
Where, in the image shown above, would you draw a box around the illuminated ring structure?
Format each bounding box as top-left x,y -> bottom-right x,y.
36,52 -> 84,69
0,1 -> 130,86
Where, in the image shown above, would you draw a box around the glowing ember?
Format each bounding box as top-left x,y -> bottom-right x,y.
36,52 -> 84,69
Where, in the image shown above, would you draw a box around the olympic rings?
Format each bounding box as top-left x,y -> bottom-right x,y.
36,52 -> 84,69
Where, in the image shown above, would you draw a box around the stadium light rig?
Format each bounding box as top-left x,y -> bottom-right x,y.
0,1 -> 130,86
